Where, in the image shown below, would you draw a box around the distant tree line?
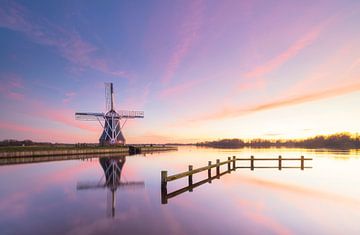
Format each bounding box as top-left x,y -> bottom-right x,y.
0,139 -> 86,147
196,133 -> 360,149
0,139 -> 52,147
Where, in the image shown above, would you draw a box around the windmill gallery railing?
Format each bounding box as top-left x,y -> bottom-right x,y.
161,156 -> 312,204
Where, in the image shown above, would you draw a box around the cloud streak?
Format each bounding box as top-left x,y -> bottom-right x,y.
0,1 -> 127,78
161,0 -> 204,84
243,16 -> 333,80
0,73 -> 25,101
159,77 -> 207,98
189,82 -> 360,123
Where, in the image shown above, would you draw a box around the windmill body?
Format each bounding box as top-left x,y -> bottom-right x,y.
75,83 -> 144,145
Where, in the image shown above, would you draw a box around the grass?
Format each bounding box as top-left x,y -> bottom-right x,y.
0,145 -> 129,153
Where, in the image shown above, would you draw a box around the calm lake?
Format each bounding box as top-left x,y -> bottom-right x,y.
0,146 -> 360,235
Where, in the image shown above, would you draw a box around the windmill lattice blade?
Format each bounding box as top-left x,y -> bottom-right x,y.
118,181 -> 145,188
77,181 -> 106,190
75,112 -> 104,121
105,83 -> 113,112
118,110 -> 144,119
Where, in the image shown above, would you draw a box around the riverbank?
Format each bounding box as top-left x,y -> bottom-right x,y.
0,145 -> 177,158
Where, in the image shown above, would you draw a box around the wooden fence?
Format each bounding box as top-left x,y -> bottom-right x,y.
161,155 -> 312,204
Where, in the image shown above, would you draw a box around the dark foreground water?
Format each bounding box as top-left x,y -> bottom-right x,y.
0,147 -> 360,235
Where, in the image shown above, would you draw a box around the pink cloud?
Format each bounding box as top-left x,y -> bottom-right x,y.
161,0 -> 204,84
0,121 -> 44,135
0,120 -> 97,143
40,108 -> 99,133
234,15 -> 338,94
243,23 -> 325,79
186,82 -> 360,123
159,77 -> 207,98
0,73 -> 25,101
238,77 -> 267,92
0,1 -> 128,78
63,92 -> 77,104
118,83 -> 151,110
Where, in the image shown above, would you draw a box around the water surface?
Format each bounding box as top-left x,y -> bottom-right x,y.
0,147 -> 359,235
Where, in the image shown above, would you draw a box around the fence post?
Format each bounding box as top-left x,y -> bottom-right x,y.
188,165 -> 193,192
161,171 -> 168,204
232,156 -> 236,170
250,156 -> 254,171
278,155 -> 282,170
161,171 -> 167,188
227,157 -> 231,172
161,186 -> 168,204
301,156 -> 304,170
208,161 -> 212,183
216,159 -> 220,178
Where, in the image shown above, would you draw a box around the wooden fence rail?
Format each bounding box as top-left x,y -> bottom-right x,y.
161,155 -> 312,204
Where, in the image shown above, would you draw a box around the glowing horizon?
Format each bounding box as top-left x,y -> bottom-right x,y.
0,1 -> 360,144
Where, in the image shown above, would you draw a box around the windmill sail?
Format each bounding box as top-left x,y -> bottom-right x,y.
105,83 -> 114,112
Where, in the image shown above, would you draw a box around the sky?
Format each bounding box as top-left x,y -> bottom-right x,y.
0,0 -> 360,144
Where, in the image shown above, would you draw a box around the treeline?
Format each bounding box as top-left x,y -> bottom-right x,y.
0,139 -> 79,147
0,139 -> 52,147
196,133 -> 360,149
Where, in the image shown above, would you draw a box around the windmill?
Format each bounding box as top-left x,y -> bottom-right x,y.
77,156 -> 145,217
75,83 -> 144,145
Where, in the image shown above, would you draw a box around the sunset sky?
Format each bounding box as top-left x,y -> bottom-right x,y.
0,0 -> 360,144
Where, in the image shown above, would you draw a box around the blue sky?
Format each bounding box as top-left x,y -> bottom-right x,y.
0,0 -> 360,143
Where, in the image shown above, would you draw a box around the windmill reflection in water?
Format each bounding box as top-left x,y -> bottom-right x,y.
77,156 -> 145,217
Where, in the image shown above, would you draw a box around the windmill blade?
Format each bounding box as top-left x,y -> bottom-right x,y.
118,110 -> 144,119
75,112 -> 104,121
77,182 -> 106,190
118,181 -> 145,188
77,181 -> 144,190
105,82 -> 114,112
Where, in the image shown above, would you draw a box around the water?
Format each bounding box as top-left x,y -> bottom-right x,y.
0,146 -> 359,235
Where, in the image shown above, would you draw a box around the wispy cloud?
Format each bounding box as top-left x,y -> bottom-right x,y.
161,0 -> 204,84
159,77 -> 206,98
118,83 -> 151,110
244,21 -> 328,79
235,16 -> 335,94
62,92 -> 76,104
0,1 -> 127,78
188,83 -> 360,123
0,73 -> 25,101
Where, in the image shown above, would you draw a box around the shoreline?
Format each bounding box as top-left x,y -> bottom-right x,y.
0,145 -> 177,158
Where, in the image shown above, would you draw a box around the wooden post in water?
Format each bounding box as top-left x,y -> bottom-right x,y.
161,171 -> 167,188
278,155 -> 282,170
208,161 -> 212,183
250,156 -> 254,171
301,156 -> 304,170
232,156 -> 236,170
161,171 -> 168,204
227,157 -> 231,172
188,165 -> 193,192
216,159 -> 220,178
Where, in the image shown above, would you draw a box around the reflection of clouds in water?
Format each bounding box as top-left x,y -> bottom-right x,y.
240,208 -> 292,235
0,191 -> 28,218
238,176 -> 360,208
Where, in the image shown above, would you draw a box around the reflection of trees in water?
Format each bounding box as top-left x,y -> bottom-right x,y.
77,156 -> 144,218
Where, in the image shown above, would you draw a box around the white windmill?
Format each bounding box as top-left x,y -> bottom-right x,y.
75,83 -> 144,145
